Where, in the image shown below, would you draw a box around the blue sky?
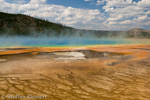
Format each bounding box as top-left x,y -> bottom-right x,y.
0,0 -> 150,30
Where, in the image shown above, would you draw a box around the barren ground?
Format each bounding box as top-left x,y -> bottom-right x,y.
0,45 -> 150,100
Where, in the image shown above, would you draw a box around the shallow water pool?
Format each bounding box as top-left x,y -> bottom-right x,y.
0,37 -> 133,47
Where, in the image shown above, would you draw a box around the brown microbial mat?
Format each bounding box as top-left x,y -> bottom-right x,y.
0,45 -> 150,100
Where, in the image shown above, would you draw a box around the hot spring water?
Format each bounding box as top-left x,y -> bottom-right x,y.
0,37 -> 136,47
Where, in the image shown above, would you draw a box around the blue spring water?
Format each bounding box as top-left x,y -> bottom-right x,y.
0,37 -> 132,47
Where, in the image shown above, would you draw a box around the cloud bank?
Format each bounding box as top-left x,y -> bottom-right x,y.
0,0 -> 149,30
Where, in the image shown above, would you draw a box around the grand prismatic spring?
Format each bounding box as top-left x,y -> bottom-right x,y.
0,37 -> 132,47
0,0 -> 150,98
0,36 -> 150,100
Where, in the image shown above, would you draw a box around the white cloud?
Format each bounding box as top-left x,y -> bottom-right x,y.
96,0 -> 106,5
84,0 -> 93,1
137,15 -> 148,21
120,20 -> 132,25
107,14 -> 124,21
12,0 -> 26,4
0,0 -> 149,30
29,0 -> 46,4
137,0 -> 150,7
0,0 -> 4,2
98,0 -> 150,30
0,0 -> 105,30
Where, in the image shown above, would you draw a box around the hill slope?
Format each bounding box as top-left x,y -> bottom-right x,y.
0,12 -> 73,36
126,28 -> 150,38
0,12 -> 150,38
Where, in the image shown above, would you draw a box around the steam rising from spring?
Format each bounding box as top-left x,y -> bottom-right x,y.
0,30 -> 149,47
